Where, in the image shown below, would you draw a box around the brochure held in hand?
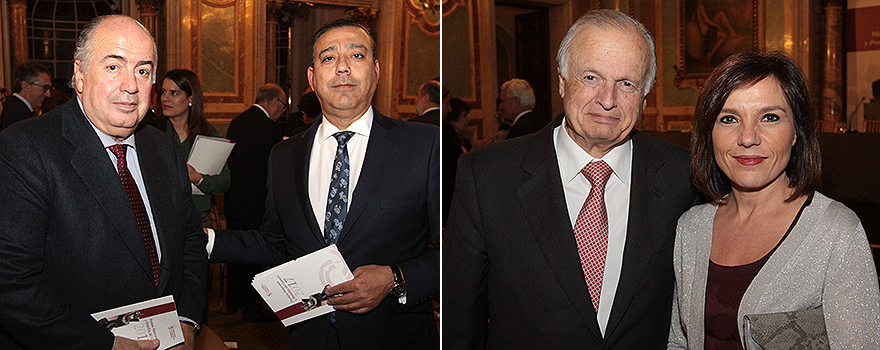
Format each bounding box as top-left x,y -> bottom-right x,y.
90,295 -> 183,350
251,244 -> 354,326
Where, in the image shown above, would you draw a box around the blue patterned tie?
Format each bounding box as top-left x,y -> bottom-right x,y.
324,131 -> 354,246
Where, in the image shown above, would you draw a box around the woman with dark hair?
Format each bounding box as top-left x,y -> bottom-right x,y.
160,69 -> 230,227
447,97 -> 471,151
668,50 -> 880,349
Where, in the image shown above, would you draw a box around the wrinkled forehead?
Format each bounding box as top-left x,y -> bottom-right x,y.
315,26 -> 372,56
568,25 -> 650,79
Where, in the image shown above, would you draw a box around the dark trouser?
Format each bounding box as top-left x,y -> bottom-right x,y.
224,217 -> 268,317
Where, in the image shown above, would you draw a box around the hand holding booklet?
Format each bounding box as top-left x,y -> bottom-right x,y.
251,244 -> 354,326
187,135 -> 234,195
90,295 -> 183,350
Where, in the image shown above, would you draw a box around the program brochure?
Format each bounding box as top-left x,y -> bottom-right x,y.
251,244 -> 354,326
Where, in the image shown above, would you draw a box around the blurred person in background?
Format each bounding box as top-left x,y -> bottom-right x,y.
159,68 -> 230,227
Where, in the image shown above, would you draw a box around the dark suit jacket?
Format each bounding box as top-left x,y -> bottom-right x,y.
224,105 -> 283,227
443,114 -> 699,349
0,95 -> 35,130
441,120 -> 463,226
0,99 -> 208,349
505,110 -> 546,140
212,110 -> 440,350
409,109 -> 441,126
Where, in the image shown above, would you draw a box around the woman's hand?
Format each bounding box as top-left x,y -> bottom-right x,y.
187,164 -> 203,185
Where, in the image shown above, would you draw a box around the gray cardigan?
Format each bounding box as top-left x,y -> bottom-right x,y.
668,192 -> 880,349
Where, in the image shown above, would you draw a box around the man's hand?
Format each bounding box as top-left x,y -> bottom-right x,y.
111,336 -> 159,350
324,264 -> 394,314
186,164 -> 203,185
170,322 -> 197,350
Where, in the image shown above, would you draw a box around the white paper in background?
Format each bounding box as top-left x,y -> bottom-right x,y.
251,244 -> 354,326
90,295 -> 183,350
187,135 -> 235,195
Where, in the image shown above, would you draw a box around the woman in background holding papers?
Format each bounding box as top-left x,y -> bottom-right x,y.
667,50 -> 880,349
160,69 -> 230,227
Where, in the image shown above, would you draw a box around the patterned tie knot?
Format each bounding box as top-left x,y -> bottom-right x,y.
333,131 -> 354,147
581,160 -> 613,190
109,144 -> 127,160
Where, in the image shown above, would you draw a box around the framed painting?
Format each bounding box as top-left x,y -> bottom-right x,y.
675,0 -> 762,89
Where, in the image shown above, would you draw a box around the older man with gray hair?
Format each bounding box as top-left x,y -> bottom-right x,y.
498,78 -> 545,139
0,14 -> 206,350
444,9 -> 700,349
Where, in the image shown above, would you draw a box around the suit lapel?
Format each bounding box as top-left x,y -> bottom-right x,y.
62,101 -> 157,286
517,119 -> 605,341
605,132 -> 665,336
294,119 -> 324,244
337,113 -> 398,244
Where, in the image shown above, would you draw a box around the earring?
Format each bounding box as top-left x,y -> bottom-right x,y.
188,102 -> 192,107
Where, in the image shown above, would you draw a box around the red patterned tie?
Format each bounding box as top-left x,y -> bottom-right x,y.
573,160 -> 613,312
109,144 -> 160,286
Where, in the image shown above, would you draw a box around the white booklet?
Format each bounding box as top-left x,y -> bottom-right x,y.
90,295 -> 183,350
251,244 -> 354,326
187,135 -> 235,195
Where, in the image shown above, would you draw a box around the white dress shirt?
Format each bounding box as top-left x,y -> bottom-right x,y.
309,107 -> 373,235
80,98 -> 161,261
553,118 -> 632,336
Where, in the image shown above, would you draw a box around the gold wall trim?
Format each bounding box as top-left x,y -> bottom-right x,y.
192,0 -> 247,104
202,0 -> 235,6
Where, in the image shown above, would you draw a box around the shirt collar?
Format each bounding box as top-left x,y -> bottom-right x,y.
254,104 -> 271,119
316,106 -> 374,144
12,93 -> 33,112
512,109 -> 533,125
421,106 -> 440,115
554,116 -> 632,187
76,96 -> 137,150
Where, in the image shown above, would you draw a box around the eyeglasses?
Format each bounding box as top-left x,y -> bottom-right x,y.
275,98 -> 288,112
28,81 -> 53,93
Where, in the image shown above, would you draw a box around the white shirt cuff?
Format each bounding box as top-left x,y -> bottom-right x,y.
205,228 -> 215,259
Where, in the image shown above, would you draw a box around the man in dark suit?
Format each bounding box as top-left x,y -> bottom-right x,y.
0,15 -> 206,350
444,10 -> 699,349
223,83 -> 285,320
0,62 -> 52,130
409,80 -> 445,126
208,19 -> 439,350
498,78 -> 546,140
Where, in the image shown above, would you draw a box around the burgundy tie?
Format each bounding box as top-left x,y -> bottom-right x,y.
109,144 -> 160,286
573,160 -> 613,312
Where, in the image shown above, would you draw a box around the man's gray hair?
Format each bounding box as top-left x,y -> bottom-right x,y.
70,15 -> 158,88
501,78 -> 536,109
555,9 -> 657,97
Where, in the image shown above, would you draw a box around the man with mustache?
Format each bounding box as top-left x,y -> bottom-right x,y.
208,18 -> 439,350
0,15 -> 206,350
